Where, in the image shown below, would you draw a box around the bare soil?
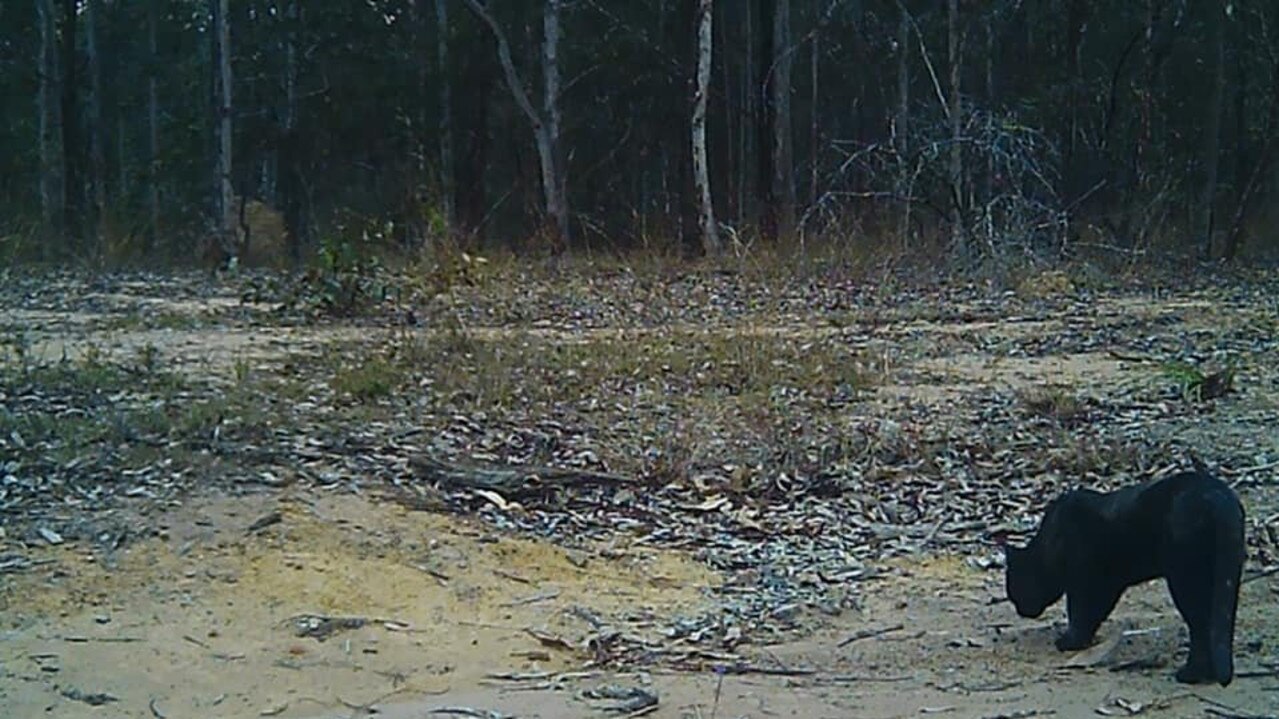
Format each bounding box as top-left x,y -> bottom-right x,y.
2,266 -> 1277,718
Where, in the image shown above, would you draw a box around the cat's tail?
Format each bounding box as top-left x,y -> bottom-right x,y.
1208,493 -> 1245,687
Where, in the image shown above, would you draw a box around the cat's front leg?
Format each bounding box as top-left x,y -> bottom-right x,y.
1055,586 -> 1121,651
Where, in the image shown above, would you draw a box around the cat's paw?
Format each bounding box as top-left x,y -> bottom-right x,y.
1054,631 -> 1092,651
1175,659 -> 1227,686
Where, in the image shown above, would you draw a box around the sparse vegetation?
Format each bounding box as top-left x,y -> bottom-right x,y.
1,266 -> 1277,718
329,354 -> 405,401
1018,384 -> 1087,423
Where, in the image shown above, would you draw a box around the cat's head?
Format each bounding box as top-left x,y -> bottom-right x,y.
1004,543 -> 1063,618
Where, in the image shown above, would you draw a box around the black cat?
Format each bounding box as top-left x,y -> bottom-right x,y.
1004,470 -> 1245,686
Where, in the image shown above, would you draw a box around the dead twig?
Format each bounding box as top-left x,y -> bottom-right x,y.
429,707 -> 515,719
838,623 -> 905,647
721,664 -> 816,676
245,511 -> 282,533
1243,566 -> 1279,585
500,589 -> 560,607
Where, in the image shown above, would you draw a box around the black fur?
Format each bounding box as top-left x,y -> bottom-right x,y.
1005,470 -> 1245,686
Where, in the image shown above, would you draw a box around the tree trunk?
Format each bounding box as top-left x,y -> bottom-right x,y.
60,0 -> 82,251
435,0 -> 455,236
1222,64 -> 1279,262
146,0 -> 161,251
211,0 -> 235,259
755,0 -> 772,238
37,0 -> 63,239
542,0 -> 569,248
895,0 -> 910,245
983,16 -> 994,244
281,0 -> 306,263
769,0 -> 795,241
1199,0 -> 1226,260
462,0 -> 569,249
1064,0 -> 1086,186
85,0 -> 106,249
692,0 -> 719,255
809,28 -> 818,206
946,0 -> 964,251
739,0 -> 753,227
1132,0 -> 1157,245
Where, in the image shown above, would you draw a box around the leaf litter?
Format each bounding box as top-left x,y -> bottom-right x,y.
2,266 -> 1279,716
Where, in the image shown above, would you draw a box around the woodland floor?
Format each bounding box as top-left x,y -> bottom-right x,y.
1,260 -> 1278,718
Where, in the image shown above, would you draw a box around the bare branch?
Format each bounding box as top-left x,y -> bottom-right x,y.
461,0 -> 542,132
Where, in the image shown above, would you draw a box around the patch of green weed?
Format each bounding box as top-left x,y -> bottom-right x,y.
330,355 -> 404,400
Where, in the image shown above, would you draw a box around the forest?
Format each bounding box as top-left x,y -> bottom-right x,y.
5,0 -> 1279,266
3,3 -> 1279,717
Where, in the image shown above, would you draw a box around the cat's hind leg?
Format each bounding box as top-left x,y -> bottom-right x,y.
1167,567 -> 1215,684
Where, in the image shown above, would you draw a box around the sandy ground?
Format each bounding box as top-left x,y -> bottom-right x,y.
3,272 -> 1278,718
2,488 -> 1276,719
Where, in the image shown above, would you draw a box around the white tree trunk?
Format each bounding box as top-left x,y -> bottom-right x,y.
37,0 -> 63,234
770,0 -> 795,241
542,0 -> 568,246
211,0 -> 235,256
463,0 -> 569,248
693,0 -> 719,255
435,0 -> 454,234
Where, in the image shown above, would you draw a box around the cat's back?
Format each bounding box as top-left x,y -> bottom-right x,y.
1137,470 -> 1240,520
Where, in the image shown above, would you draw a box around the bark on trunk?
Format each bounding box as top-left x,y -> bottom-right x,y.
435,0 -> 455,235
85,0 -> 106,246
692,0 -> 719,255
755,0 -> 772,237
809,28 -> 818,205
37,0 -> 63,237
462,0 -> 569,249
896,1 -> 909,155
147,0 -> 161,250
769,0 -> 795,241
739,0 -> 753,227
281,0 -> 306,263
542,0 -> 569,248
1199,0 -> 1226,259
60,0 -> 82,249
946,0 -> 964,251
896,0 -> 910,245
211,0 -> 235,258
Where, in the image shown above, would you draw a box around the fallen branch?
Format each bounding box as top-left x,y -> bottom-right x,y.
721,663 -> 817,676
500,589 -> 560,607
838,623 -> 905,647
1242,566 -> 1279,585
1220,459 -> 1279,476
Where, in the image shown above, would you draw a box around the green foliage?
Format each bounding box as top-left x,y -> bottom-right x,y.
1159,361 -> 1236,403
329,355 -> 404,401
296,234 -> 393,316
